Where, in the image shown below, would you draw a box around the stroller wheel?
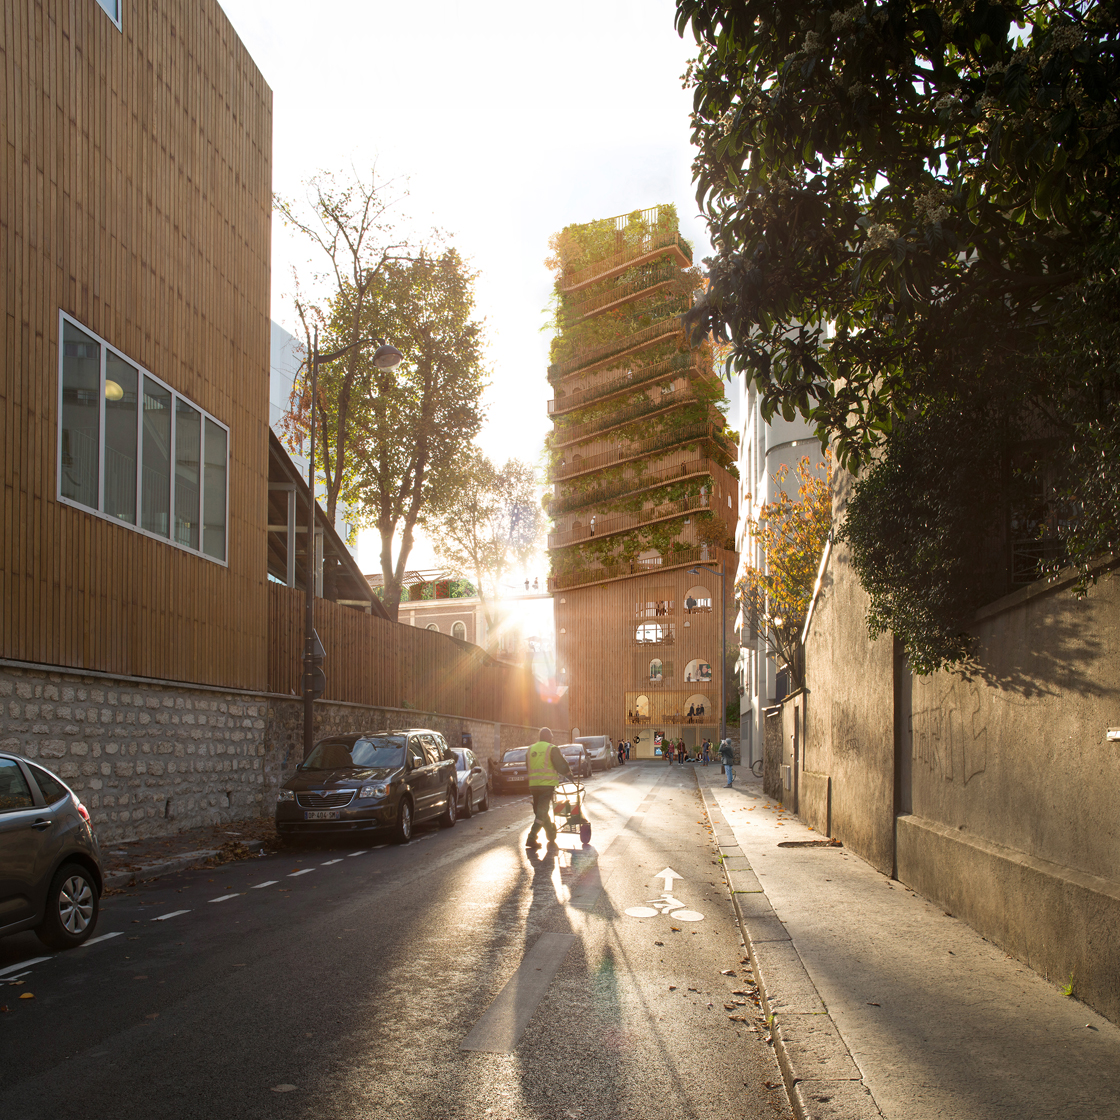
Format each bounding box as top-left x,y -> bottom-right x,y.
579,822 -> 592,846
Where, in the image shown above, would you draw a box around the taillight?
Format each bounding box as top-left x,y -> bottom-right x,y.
76,801 -> 90,822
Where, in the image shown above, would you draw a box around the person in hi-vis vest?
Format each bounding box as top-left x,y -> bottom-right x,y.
525,727 -> 572,851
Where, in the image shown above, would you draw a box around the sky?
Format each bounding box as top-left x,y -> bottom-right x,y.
220,0 -> 715,610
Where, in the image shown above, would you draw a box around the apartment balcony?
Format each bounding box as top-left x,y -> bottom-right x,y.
558,229 -> 693,295
548,309 -> 687,382
633,622 -> 676,646
550,380 -> 706,450
562,260 -> 681,323
551,422 -> 733,483
548,490 -> 732,549
548,352 -> 705,417
548,454 -> 730,517
548,545 -> 736,593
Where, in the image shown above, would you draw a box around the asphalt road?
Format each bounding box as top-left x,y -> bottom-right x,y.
0,763 -> 793,1120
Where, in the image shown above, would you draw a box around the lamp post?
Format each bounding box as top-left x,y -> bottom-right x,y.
302,328 -> 403,760
689,561 -> 727,750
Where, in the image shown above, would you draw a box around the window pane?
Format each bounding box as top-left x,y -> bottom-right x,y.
104,353 -> 138,523
174,400 -> 201,549
0,759 -> 33,813
27,763 -> 68,805
203,418 -> 227,561
141,376 -> 172,537
96,0 -> 120,22
60,322 -> 101,509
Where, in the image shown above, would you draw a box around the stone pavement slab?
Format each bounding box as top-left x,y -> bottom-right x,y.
698,768 -> 1120,1120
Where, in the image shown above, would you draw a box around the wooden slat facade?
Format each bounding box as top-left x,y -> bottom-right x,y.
1,0 -> 273,689
267,584 -> 552,729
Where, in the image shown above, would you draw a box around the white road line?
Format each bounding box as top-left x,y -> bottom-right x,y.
250,880 -> 279,889
152,910 -> 191,921
288,869 -> 314,877
209,894 -> 241,903
82,932 -> 123,947
320,859 -> 343,866
0,957 -> 50,978
347,851 -> 367,857
460,933 -> 577,1053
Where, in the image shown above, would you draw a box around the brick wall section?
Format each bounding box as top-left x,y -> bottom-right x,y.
0,663 -> 560,845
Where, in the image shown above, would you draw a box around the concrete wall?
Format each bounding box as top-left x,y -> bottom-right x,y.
798,539 -> 1120,1024
0,661 -> 551,845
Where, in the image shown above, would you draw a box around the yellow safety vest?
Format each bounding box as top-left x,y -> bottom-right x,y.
527,741 -> 560,788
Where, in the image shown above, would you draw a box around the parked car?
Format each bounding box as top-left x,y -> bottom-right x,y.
495,747 -> 529,794
450,746 -> 489,817
0,751 -> 103,950
276,729 -> 458,845
576,735 -> 615,772
558,743 -> 592,779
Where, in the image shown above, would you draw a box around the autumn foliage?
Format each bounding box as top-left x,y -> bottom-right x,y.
737,454 -> 832,686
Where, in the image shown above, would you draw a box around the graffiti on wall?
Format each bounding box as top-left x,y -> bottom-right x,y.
910,679 -> 988,784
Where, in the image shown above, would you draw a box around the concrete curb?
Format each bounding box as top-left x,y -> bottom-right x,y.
700,785 -> 883,1120
103,839 -> 264,889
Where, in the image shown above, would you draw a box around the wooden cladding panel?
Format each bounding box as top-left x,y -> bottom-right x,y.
1,0 -> 272,688
554,559 -> 735,749
267,585 -> 550,729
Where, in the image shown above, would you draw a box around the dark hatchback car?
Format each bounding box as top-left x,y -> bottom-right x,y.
495,747 -> 529,794
559,743 -> 592,779
0,751 -> 104,950
276,729 -> 459,845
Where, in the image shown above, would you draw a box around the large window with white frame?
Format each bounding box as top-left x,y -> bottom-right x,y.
57,313 -> 229,564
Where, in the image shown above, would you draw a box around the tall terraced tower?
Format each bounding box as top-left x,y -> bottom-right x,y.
545,207 -> 739,758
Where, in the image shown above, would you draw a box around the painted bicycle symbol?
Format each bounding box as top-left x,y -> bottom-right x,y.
624,867 -> 704,922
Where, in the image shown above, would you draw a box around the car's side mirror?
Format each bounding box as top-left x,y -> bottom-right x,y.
471,765 -> 482,774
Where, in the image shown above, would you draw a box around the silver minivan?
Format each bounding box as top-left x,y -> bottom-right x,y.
0,752 -> 103,949
575,735 -> 616,772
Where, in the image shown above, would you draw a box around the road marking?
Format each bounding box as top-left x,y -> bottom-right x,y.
288,869 -> 314,877
152,910 -> 191,921
320,859 -> 343,866
82,932 -> 123,947
250,880 -> 278,889
0,958 -> 50,978
460,932 -> 577,1054
209,894 -> 241,903
655,867 -> 684,890
347,851 -> 367,857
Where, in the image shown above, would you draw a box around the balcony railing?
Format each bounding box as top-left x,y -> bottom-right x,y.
549,310 -> 687,381
548,454 -> 722,517
562,261 -> 681,323
549,490 -> 730,549
633,623 -> 676,646
548,353 -> 706,416
548,545 -> 736,592
559,230 -> 693,294
551,423 -> 737,483
550,380 -> 703,449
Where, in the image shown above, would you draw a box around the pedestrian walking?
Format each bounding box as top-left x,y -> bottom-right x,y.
525,727 -> 573,852
719,738 -> 735,787
702,740 -> 710,766
617,739 -> 625,765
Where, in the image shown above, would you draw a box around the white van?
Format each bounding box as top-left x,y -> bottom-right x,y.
575,735 -> 615,772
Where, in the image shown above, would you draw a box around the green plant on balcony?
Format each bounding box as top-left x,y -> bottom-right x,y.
546,205 -> 682,279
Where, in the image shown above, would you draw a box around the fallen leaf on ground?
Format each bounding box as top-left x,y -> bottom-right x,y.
271,1085 -> 298,1093
19,993 -> 34,1000
720,969 -> 737,976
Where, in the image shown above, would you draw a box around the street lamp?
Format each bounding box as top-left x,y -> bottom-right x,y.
689,562 -> 727,750
302,328 -> 403,760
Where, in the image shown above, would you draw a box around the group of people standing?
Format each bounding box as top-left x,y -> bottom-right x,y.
661,736 -> 736,784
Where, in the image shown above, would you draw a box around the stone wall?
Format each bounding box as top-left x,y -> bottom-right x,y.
0,664 -> 268,843
0,660 -> 559,846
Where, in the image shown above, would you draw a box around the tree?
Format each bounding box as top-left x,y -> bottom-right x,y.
679,0 -> 1120,669
422,449 -> 544,639
351,252 -> 488,620
275,167 -> 411,527
736,455 -> 832,688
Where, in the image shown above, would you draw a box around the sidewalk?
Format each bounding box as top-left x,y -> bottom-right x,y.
696,765 -> 1120,1120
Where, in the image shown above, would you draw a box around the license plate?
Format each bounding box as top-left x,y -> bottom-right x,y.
304,810 -> 340,820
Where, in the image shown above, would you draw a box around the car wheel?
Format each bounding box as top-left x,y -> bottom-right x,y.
479,784 -> 490,811
36,862 -> 99,950
392,797 -> 413,844
461,785 -> 473,818
439,785 -> 457,828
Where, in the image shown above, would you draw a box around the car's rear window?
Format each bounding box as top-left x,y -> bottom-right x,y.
502,749 -> 527,764
302,736 -> 407,770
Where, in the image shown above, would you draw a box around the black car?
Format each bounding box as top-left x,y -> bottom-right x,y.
495,747 -> 529,794
276,729 -> 459,844
559,743 -> 592,779
0,751 -> 104,950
